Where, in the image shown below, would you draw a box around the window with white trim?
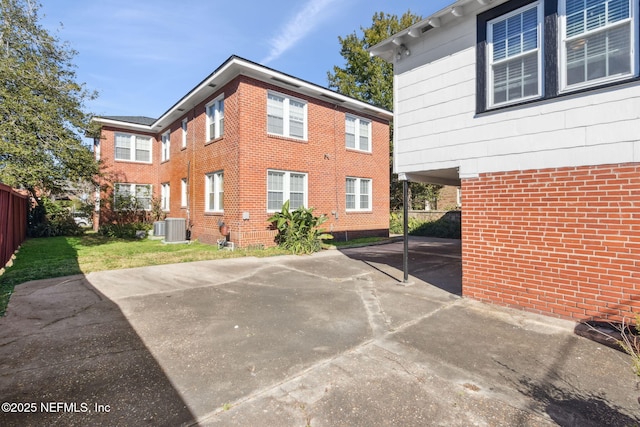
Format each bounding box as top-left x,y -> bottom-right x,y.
181,119 -> 188,148
345,115 -> 372,152
267,92 -> 307,140
477,0 -> 638,112
206,96 -> 224,141
205,171 -> 224,212
114,133 -> 152,163
114,183 -> 152,210
267,170 -> 307,211
561,0 -> 634,90
161,183 -> 170,211
161,131 -> 170,161
487,2 -> 543,107
181,178 -> 187,207
346,177 -> 372,211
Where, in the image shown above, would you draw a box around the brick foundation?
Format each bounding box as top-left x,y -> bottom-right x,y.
461,163 -> 640,322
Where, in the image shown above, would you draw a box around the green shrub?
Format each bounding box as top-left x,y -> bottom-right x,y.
28,197 -> 83,237
389,212 -> 461,239
98,222 -> 151,239
411,217 -> 461,239
389,212 -> 421,234
268,200 -> 333,255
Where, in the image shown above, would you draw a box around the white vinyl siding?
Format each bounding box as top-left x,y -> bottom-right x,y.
114,133 -> 152,163
267,92 -> 308,140
346,177 -> 371,211
206,96 -> 224,141
205,171 -> 224,212
560,0 -> 635,90
487,2 -> 543,107
267,170 -> 307,211
345,115 -> 372,152
393,0 -> 640,180
114,183 -> 152,210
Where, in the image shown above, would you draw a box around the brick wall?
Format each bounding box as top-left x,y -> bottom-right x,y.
97,126 -> 158,226
97,75 -> 390,247
461,163 -> 640,322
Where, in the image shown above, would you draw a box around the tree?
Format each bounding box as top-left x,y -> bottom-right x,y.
0,0 -> 99,199
328,11 -> 442,211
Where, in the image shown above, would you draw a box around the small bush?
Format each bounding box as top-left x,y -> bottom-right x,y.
390,212 -> 421,234
28,197 -> 83,237
390,212 -> 461,239
411,217 -> 461,239
268,200 -> 332,255
98,222 -> 151,239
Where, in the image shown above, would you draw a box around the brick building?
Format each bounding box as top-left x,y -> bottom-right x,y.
371,0 -> 640,322
92,56 -> 392,247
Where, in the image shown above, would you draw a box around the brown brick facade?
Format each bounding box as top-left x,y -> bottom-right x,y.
96,73 -> 390,247
461,163 -> 640,322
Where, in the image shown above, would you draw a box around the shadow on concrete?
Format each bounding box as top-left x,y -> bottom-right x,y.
498,337 -> 640,427
338,236 -> 462,296
0,274 -> 197,426
518,377 -> 640,426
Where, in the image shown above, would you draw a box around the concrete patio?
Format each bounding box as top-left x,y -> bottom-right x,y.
0,237 -> 637,426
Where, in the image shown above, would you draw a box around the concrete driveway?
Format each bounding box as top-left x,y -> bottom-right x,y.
0,237 -> 637,426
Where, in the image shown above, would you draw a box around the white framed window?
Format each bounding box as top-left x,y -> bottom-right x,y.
346,177 -> 372,211
560,0 -> 636,91
181,119 -> 188,148
206,96 -> 224,141
205,171 -> 224,212
181,178 -> 187,207
487,2 -> 543,107
267,92 -> 307,140
267,170 -> 307,211
114,183 -> 152,210
161,183 -> 170,211
161,131 -> 170,161
345,115 -> 371,152
114,133 -> 152,163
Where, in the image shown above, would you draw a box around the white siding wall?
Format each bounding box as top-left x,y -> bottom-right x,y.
394,7 -> 640,179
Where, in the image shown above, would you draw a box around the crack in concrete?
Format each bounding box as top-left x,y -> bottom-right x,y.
193,298 -> 465,425
356,286 -> 391,338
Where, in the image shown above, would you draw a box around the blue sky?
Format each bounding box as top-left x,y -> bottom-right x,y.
40,0 -> 453,119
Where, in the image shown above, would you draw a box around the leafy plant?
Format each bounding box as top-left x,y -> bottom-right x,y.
389,212 -> 461,239
268,200 -> 333,255
389,212 -> 421,234
98,184 -> 151,238
28,197 -> 83,237
98,222 -> 151,239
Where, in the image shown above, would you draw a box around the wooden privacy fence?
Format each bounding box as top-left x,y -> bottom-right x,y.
0,183 -> 28,269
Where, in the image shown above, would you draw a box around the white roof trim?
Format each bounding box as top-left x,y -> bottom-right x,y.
369,0 -> 499,62
92,118 -> 154,132
92,56 -> 392,133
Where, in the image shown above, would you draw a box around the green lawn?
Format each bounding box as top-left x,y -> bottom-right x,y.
0,234 -> 287,316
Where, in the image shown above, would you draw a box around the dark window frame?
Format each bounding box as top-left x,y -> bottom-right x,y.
476,0 -> 640,114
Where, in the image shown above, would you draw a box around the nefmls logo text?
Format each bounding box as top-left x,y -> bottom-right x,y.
41,402 -> 89,413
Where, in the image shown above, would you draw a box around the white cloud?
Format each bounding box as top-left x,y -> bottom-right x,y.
262,0 -> 340,64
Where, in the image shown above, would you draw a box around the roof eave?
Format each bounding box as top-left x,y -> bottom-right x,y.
153,56 -> 393,125
369,0 -> 495,62
92,56 -> 393,134
91,117 -> 154,133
